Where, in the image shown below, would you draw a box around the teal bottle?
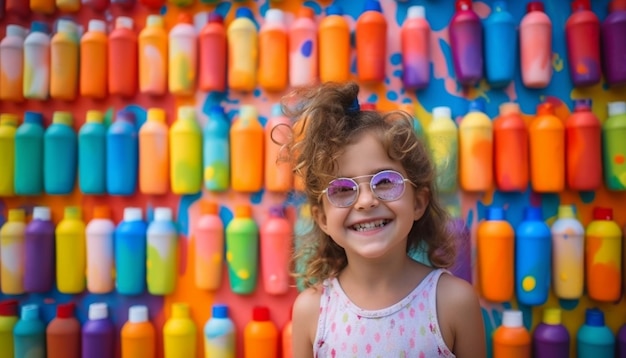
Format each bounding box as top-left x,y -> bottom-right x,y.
14,111 -> 44,195
13,304 -> 46,358
577,308 -> 615,358
44,111 -> 77,195
78,110 -> 107,195
203,104 -> 230,192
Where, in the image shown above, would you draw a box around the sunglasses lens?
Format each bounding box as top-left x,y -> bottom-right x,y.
326,178 -> 358,207
372,171 -> 406,201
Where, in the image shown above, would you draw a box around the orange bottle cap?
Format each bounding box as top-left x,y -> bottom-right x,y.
298,6 -> 315,19
200,201 -> 219,215
235,205 -> 252,218
93,206 -> 111,219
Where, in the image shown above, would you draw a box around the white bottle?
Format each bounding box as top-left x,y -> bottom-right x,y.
0,24 -> 27,102
86,206 -> 116,293
168,13 -> 197,96
23,21 -> 51,100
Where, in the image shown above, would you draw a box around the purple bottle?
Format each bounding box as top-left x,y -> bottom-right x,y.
448,0 -> 483,86
533,308 -> 570,358
23,206 -> 55,293
618,322 -> 626,358
448,216 -> 471,283
602,0 -> 626,86
82,303 -> 115,358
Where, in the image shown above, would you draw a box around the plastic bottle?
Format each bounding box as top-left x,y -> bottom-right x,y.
0,300 -> 19,357
56,0 -> 80,12
0,25 -> 26,102
493,310 -> 531,358
23,206 -> 55,293
30,0 -> 55,14
84,0 -> 108,11
529,102 -> 564,192
0,113 -> 18,196
565,0 -> 601,87
50,19 -> 79,101
493,103 -> 528,192
447,210 -> 472,283
163,303 -> 196,358
82,303 -> 115,358
459,100 -> 493,192
227,7 -> 258,92
23,21 -> 50,100
0,208 -> 26,295
46,302 -> 81,358
319,5 -> 350,83
484,2 -> 516,87
618,318 -> 626,358
448,0 -> 483,86
56,206 -> 86,294
109,17 -> 138,97
194,201 -> 224,291
401,6 -> 430,90
115,207 -> 147,295
226,205 -> 259,295
244,306 -> 278,358
258,9 -> 288,92
139,0 -> 163,8
230,105 -> 264,192
121,305 -> 156,358
204,304 -> 236,357
169,13 -> 197,96
515,206 -> 551,306
170,106 -> 202,194
6,0 -> 31,17
565,98 -> 602,191
78,110 -> 106,195
602,0 -> 626,86
139,108 -> 169,195
289,6 -> 317,87
107,110 -> 138,196
260,206 -> 292,295
426,106 -> 458,193
203,104 -> 230,192
477,206 -> 514,302
265,104 -> 293,192
282,314 -> 293,358
199,13 -> 227,92
585,207 -> 622,302
355,0 -> 387,83
551,204 -> 585,299
147,207 -> 178,295
533,308 -> 570,358
86,206 -> 115,294
111,0 -> 135,8
14,111 -> 44,195
44,111 -> 77,195
80,19 -> 108,99
577,308 -> 615,357
520,2 -> 552,88
13,304 -> 46,358
138,15 -> 167,96
602,101 -> 626,190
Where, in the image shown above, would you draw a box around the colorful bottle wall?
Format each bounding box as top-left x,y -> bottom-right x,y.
1,0 -> 626,357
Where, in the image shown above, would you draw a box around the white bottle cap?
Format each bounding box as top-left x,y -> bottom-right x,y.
146,15 -> 164,28
265,9 -> 284,24
128,305 -> 148,323
407,6 -> 425,19
177,106 -> 196,120
116,16 -> 134,30
33,206 -> 51,221
502,310 -> 523,328
89,303 -> 108,320
6,24 -> 27,38
433,106 -> 451,119
88,19 -> 106,33
608,101 -> 626,117
239,104 -> 257,119
154,207 -> 172,221
57,19 -> 77,35
123,207 -> 143,221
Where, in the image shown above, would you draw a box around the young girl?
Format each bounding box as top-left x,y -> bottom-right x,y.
282,82 -> 486,357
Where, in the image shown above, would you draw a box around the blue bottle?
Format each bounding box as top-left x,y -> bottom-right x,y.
13,304 -> 46,358
115,207 -> 147,295
577,308 -> 615,357
14,111 -> 44,195
44,111 -> 77,195
78,110 -> 107,195
515,206 -> 551,306
203,105 -> 230,192
483,1 -> 516,87
106,110 -> 138,196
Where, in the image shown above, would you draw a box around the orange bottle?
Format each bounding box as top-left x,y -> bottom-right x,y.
493,310 -> 531,358
109,16 -> 138,98
459,100 -> 493,192
138,108 -> 169,195
230,104 -> 264,192
282,316 -> 293,358
264,104 -> 293,192
319,5 -> 350,83
585,207 -> 622,302
121,305 -> 156,358
565,98 -> 602,191
30,0 -> 55,14
139,15 -> 168,96
80,20 -> 108,99
494,102 -> 529,192
50,19 -> 79,101
244,306 -> 278,358
529,102 -> 565,192
199,13 -> 227,92
258,9 -> 288,92
355,0 -> 387,83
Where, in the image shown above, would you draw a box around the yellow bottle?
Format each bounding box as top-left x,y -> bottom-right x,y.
169,106 -> 202,194
0,209 -> 26,295
139,15 -> 168,96
0,114 -> 18,196
227,7 -> 258,92
163,303 -> 196,358
50,19 -> 79,101
56,206 -> 86,294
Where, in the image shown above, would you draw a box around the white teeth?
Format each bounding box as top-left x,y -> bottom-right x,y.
352,220 -> 389,231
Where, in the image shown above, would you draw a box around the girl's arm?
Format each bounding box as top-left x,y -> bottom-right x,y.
291,287 -> 322,358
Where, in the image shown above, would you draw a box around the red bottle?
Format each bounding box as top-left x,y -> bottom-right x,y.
199,13 -> 227,92
565,99 -> 602,191
5,0 -> 30,17
139,0 -> 164,8
46,302 -> 81,358
83,0 -> 109,12
566,0 -> 601,87
494,102 -> 529,192
109,17 -> 138,98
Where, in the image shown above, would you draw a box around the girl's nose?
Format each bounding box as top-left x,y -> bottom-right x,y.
353,182 -> 379,210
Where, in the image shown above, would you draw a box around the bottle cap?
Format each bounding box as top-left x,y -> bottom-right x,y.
123,207 -> 143,221
498,102 -> 520,116
30,21 -> 49,34
21,305 -> 39,320
361,103 -> 376,111
252,306 -> 270,321
129,305 -> 148,323
56,19 -> 78,36
557,204 -> 576,219
24,111 -> 44,126
269,206 -> 285,218
8,209 -> 25,222
364,0 -> 382,12
407,5 -> 425,19
208,12 -> 224,24
298,6 -> 315,19
527,2 -> 545,13
486,206 -> 504,221
271,103 -> 284,117
265,9 -> 284,24
88,19 -> 106,33
93,206 -> 111,219
574,98 -> 591,111
200,201 -> 218,215
154,207 -> 173,221
608,101 -> 626,117
146,15 -> 164,27
86,110 -> 103,124
56,302 -> 75,318
235,205 -> 252,218
523,206 -> 542,221
542,308 -> 561,325
236,7 -> 254,20
147,108 -> 166,123
33,206 -> 51,221
536,102 -> 555,116
0,300 -> 19,316
52,111 -> 73,126
493,1 -> 507,12
502,310 -> 523,328
572,0 -> 590,11
433,106 -> 451,119
585,308 -> 604,327
6,24 -> 27,38
178,12 -> 193,24
117,110 -> 136,124
89,303 -> 108,320
115,16 -> 134,30
171,303 -> 190,318
239,105 -> 257,119
326,5 -> 343,16
212,304 -> 229,318
456,0 -> 472,11
592,207 -> 613,220
468,99 -> 485,113
0,113 -> 18,126
178,106 -> 196,121
64,206 -> 82,220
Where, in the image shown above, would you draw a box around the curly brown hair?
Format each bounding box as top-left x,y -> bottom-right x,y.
281,82 -> 456,289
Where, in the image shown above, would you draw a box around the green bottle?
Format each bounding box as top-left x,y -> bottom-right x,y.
602,101 -> 626,190
226,205 -> 259,295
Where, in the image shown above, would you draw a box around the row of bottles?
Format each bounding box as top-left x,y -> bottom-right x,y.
1,0 -> 201,16
0,103 -> 294,196
477,204 -> 623,305
0,300 -> 291,358
425,100 -> 626,194
0,203 -> 292,296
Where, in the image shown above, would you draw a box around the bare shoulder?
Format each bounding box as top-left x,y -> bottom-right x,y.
291,285 -> 324,358
436,273 -> 486,358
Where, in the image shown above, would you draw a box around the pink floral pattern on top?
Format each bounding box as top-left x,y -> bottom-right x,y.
313,269 -> 455,358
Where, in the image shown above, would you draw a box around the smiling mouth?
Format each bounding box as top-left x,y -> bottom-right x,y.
351,219 -> 391,232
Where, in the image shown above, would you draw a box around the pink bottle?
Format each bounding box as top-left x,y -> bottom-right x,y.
601,0 -> 626,86
355,0 -> 387,83
260,206 -> 292,295
289,6 -> 318,87
566,0 -> 601,87
199,13 -> 227,92
194,201 -> 224,291
109,17 -> 138,98
448,0 -> 483,86
520,2 -> 552,88
401,6 -> 430,90
565,99 -> 602,191
0,25 -> 27,102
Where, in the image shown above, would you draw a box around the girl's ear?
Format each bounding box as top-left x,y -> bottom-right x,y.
413,188 -> 429,221
312,204 -> 330,234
